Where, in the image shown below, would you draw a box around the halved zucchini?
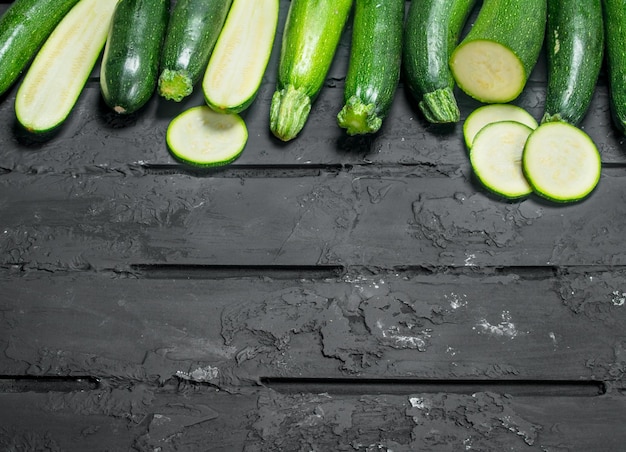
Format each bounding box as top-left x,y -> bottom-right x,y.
522,121 -> 601,202
14,0 -> 119,133
202,0 -> 279,113
470,120 -> 534,199
166,105 -> 248,167
463,104 -> 538,148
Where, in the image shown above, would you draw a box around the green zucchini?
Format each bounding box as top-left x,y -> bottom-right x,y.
449,0 -> 547,104
603,0 -> 626,133
0,0 -> 80,97
203,0 -> 279,114
270,0 -> 353,142
158,0 -> 233,102
403,0 -> 476,123
100,0 -> 170,114
470,120 -> 534,199
523,121 -> 601,202
15,0 -> 119,134
336,0 -> 403,135
167,105 -> 248,167
542,0 -> 603,125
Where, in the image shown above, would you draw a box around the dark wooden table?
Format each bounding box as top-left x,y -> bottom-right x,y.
2,1 -> 626,450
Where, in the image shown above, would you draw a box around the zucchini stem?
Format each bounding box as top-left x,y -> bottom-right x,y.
419,87 -> 461,123
270,84 -> 311,141
158,68 -> 194,102
337,95 -> 382,136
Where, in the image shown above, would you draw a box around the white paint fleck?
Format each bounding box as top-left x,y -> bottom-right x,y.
445,292 -> 468,310
549,332 -> 557,346
176,365 -> 219,383
475,311 -> 518,339
464,253 -> 476,266
611,290 -> 626,306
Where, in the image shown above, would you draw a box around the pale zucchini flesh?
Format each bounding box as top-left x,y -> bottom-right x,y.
166,105 -> 248,167
464,103 -> 538,148
523,122 -> 601,202
15,0 -> 119,133
450,40 -> 526,104
202,0 -> 278,113
470,120 -> 533,199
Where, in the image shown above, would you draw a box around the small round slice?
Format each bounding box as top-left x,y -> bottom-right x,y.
522,121 -> 601,202
166,105 -> 248,167
470,120 -> 534,199
464,104 -> 538,148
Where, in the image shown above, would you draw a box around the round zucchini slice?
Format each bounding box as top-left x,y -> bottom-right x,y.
166,105 -> 248,167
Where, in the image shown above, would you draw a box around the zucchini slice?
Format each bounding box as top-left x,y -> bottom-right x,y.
166,105 -> 248,167
15,0 -> 119,133
463,104 -> 538,148
522,121 -> 601,202
469,120 -> 534,199
202,0 -> 279,114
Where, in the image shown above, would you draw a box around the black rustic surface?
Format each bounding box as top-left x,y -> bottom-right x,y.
2,1 -> 626,451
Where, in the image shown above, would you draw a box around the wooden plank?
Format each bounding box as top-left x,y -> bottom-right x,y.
2,168 -> 626,269
2,269 -> 625,383
1,386 -> 626,451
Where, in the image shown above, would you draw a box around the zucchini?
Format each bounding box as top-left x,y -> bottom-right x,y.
542,0 -> 603,125
464,104 -> 537,148
403,0 -> 476,123
523,122 -> 601,202
167,105 -> 248,167
449,0 -> 547,104
158,0 -> 233,102
0,0 -> 80,97
15,0 -> 119,134
603,0 -> 626,133
203,0 -> 279,114
336,0 -> 404,135
270,0 -> 353,142
470,120 -> 533,199
100,0 -> 170,114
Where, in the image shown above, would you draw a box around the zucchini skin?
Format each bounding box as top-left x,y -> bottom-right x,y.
337,0 -> 404,135
450,0 -> 547,103
0,0 -> 80,96
158,0 -> 233,102
100,0 -> 170,114
542,0 -> 603,125
603,0 -> 626,133
270,0 -> 353,141
403,0 -> 476,123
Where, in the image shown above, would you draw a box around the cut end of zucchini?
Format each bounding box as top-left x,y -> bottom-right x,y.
523,121 -> 601,202
470,120 -> 534,199
418,87 -> 460,124
464,104 -> 538,148
158,69 -> 194,102
166,105 -> 248,167
270,84 -> 311,142
450,40 -> 526,103
337,95 -> 382,136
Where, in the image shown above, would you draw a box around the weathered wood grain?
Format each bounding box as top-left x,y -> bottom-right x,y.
2,168 -> 626,270
2,0 -> 626,450
2,268 -> 625,383
2,386 -> 626,451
